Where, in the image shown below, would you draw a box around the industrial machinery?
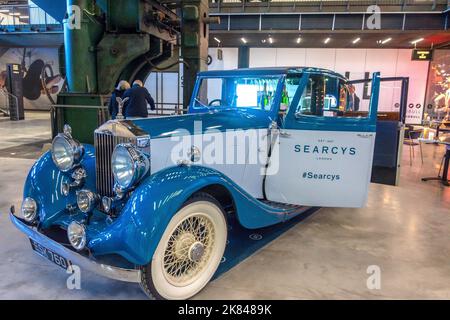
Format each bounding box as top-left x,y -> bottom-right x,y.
31,0 -> 213,144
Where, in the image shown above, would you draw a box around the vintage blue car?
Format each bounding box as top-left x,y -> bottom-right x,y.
10,67 -> 380,299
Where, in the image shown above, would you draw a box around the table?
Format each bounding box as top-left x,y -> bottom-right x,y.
420,137 -> 450,187
437,124 -> 450,138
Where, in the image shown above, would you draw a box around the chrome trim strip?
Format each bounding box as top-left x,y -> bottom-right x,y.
9,212 -> 141,283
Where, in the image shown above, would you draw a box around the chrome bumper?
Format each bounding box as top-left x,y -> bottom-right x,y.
9,212 -> 141,283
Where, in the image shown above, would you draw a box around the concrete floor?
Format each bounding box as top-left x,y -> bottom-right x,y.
0,112 -> 449,299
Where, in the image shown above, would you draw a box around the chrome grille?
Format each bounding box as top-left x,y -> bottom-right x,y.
94,132 -> 136,197
94,120 -> 150,198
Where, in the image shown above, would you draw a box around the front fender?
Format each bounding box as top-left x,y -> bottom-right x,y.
89,165 -> 286,266
23,145 -> 96,228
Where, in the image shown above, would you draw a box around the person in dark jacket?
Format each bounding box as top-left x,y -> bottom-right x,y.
108,80 -> 130,119
348,84 -> 360,111
122,80 -> 156,119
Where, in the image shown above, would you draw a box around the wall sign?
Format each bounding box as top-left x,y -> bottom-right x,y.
412,49 -> 433,61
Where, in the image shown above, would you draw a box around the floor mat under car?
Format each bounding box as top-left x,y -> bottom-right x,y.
214,207 -> 321,279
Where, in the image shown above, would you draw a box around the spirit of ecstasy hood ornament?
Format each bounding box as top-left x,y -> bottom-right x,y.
115,97 -> 130,120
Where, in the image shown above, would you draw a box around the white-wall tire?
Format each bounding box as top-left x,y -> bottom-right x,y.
140,192 -> 227,300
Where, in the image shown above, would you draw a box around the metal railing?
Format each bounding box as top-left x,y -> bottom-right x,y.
0,4 -> 62,32
149,103 -> 187,116
0,89 -> 19,118
210,0 -> 449,11
102,94 -> 186,116
50,102 -> 187,125
211,0 -> 445,4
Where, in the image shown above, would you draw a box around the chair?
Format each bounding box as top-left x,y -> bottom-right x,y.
404,128 -> 423,166
436,121 -> 450,138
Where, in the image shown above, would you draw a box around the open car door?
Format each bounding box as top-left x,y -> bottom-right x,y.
264,72 -> 380,208
349,77 -> 409,186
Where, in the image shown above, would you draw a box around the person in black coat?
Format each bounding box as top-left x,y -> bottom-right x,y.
122,80 -> 156,119
108,80 -> 130,119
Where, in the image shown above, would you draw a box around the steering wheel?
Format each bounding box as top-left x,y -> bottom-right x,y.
208,99 -> 222,107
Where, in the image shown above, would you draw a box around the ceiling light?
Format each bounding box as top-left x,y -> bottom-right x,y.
352,37 -> 361,44
381,37 -> 392,44
411,38 -> 424,45
10,13 -> 21,16
324,37 -> 331,44
0,9 -> 9,13
296,37 -> 301,44
213,37 -> 221,44
268,36 -> 273,44
19,16 -> 29,19
241,37 -> 247,44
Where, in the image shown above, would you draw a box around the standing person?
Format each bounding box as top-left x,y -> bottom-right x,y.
123,80 -> 156,119
108,80 -> 130,119
347,84 -> 360,111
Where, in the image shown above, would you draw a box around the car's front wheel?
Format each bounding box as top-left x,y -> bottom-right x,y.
140,192 -> 227,300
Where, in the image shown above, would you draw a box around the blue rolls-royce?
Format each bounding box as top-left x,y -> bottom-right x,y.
10,67 -> 380,299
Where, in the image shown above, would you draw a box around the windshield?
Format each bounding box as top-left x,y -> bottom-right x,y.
193,76 -> 282,111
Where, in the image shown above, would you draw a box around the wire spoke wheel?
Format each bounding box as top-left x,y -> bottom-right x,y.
163,214 -> 216,286
141,193 -> 227,300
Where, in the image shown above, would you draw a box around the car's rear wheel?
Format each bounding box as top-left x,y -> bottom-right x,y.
140,192 -> 227,300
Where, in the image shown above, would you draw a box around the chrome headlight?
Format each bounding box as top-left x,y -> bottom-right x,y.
67,221 -> 86,251
51,125 -> 84,172
111,144 -> 150,190
21,197 -> 37,222
77,190 -> 98,213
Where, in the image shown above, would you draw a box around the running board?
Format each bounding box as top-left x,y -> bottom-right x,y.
259,199 -> 314,220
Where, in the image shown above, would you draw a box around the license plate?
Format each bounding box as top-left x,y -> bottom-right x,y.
30,239 -> 71,270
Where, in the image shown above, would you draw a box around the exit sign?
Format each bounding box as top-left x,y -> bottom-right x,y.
412,49 -> 433,61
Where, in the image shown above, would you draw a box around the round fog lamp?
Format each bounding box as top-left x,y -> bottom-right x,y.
21,197 -> 37,222
77,190 -> 98,213
67,221 -> 86,251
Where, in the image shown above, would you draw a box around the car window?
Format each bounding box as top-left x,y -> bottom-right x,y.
237,77 -> 279,111
195,78 -> 224,108
295,74 -> 368,118
193,76 -> 281,111
280,74 -> 302,112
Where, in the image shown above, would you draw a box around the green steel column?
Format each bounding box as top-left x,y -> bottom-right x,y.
64,0 -> 104,93
181,0 -> 210,108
